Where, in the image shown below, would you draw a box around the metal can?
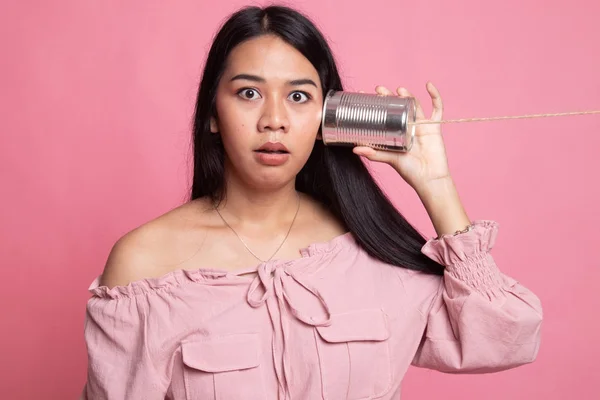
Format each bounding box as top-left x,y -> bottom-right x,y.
321,90 -> 416,152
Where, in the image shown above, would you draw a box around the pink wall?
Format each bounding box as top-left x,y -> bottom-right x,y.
1,0 -> 599,398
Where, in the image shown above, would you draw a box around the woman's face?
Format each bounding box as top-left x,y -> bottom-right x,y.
211,34 -> 323,191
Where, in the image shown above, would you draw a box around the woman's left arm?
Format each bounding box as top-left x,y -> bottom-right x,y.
413,220 -> 543,372
355,83 -> 543,372
353,81 -> 471,237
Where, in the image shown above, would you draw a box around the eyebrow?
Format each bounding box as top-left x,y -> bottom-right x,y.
230,74 -> 318,88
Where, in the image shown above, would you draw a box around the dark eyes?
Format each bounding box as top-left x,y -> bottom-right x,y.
237,88 -> 311,103
238,88 -> 260,100
289,92 -> 309,103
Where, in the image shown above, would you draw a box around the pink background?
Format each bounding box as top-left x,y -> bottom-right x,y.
1,0 -> 599,398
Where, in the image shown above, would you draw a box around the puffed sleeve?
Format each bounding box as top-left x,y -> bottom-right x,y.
82,278 -> 168,400
411,220 -> 543,373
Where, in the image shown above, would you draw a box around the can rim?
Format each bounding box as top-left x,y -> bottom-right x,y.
405,97 -> 417,152
320,90 -> 336,145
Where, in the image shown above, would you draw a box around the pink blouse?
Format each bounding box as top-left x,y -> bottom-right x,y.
83,220 -> 543,400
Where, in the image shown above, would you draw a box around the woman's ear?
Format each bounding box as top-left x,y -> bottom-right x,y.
210,116 -> 219,133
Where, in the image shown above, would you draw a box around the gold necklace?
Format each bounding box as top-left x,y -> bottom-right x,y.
214,193 -> 301,263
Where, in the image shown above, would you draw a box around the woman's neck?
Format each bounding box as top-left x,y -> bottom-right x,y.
216,179 -> 300,228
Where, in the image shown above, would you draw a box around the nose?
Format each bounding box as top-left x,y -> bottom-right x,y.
258,96 -> 290,133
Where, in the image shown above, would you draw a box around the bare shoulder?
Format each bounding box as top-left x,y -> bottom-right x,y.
99,198 -> 213,289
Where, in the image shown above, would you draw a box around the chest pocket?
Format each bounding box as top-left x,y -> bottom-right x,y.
315,309 -> 393,400
181,333 -> 265,400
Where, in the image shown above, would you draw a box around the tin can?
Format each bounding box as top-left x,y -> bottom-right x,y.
321,90 -> 416,152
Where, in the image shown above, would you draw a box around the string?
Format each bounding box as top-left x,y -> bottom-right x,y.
408,110 -> 600,125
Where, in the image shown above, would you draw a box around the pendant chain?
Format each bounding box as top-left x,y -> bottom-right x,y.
214,193 -> 301,263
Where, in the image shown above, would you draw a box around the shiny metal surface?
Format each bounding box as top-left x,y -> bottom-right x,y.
321,90 -> 416,152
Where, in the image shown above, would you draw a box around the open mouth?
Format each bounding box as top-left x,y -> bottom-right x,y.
255,142 -> 289,154
255,150 -> 289,154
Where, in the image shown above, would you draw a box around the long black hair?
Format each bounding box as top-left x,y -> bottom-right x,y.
191,5 -> 443,275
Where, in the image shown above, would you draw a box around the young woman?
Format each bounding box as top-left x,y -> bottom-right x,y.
83,5 -> 543,400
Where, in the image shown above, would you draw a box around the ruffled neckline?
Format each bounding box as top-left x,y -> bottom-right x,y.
88,231 -> 355,300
